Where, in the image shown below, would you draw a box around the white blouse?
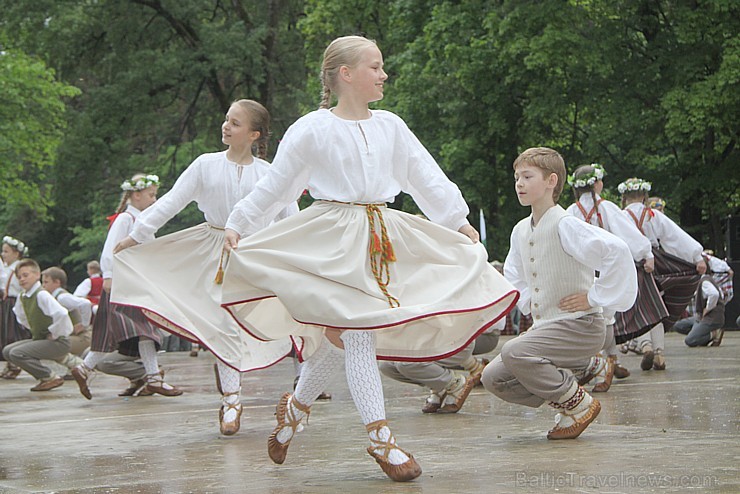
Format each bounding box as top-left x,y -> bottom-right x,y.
622,203 -> 703,264
566,194 -> 653,262
130,152 -> 298,243
505,214 -> 637,315
101,205 -> 142,279
1,260 -> 21,298
226,109 -> 470,236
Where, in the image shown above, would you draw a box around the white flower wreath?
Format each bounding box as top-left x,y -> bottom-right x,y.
568,163 -> 606,189
2,235 -> 29,256
121,174 -> 160,192
617,178 -> 652,195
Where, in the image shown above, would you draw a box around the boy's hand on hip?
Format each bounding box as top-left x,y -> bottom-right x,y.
558,292 -> 591,312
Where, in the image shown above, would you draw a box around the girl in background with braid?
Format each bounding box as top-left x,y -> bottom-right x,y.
619,178 -> 706,371
71,173 -> 183,399
565,164 -> 662,391
222,35 -> 517,482
112,100 -> 295,436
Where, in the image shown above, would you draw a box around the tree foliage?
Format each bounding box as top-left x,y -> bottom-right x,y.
0,0 -> 737,283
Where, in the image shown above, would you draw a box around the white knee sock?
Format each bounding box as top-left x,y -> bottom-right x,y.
138,339 -> 159,376
276,337 -> 343,444
342,331 -> 409,466
650,324 -> 665,352
82,351 -> 107,370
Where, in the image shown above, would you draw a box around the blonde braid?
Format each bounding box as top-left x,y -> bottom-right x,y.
115,191 -> 133,214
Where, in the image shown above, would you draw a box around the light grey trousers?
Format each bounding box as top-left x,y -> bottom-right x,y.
96,352 -> 146,381
482,314 -> 605,407
2,337 -> 71,379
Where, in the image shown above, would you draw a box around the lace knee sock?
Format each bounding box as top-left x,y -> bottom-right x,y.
342,331 -> 409,466
276,337 -> 344,444
138,339 -> 160,376
217,361 -> 242,421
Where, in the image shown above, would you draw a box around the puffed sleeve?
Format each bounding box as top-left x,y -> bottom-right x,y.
398,119 -> 470,231
601,201 -> 653,261
101,214 -> 134,279
226,130 -> 312,237
651,210 -> 703,263
131,159 -> 202,243
504,222 -> 531,314
559,217 -> 637,312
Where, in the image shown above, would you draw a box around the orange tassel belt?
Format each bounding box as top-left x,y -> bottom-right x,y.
322,201 -> 399,308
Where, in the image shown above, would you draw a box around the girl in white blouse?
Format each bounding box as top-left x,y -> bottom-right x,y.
222,36 -> 518,482
619,178 -> 706,371
566,164 -> 657,391
112,100 -> 296,436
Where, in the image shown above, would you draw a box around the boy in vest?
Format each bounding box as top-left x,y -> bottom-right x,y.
673,275 -> 726,347
2,259 -> 73,391
73,260 -> 104,312
42,266 -> 92,363
481,147 -> 637,439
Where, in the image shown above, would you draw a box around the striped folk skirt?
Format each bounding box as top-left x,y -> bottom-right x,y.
1,296 -> 31,361
613,264 -> 668,344
652,248 -> 701,332
91,290 -> 163,354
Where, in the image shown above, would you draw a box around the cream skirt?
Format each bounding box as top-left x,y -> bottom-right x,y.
111,223 -> 293,371
221,201 -> 519,361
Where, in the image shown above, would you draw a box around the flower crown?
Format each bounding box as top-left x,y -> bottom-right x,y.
2,235 -> 29,256
617,178 -> 652,194
649,197 -> 666,210
567,164 -> 606,189
121,175 -> 160,192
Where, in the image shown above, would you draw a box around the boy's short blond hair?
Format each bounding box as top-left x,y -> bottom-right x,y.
42,266 -> 68,287
15,258 -> 41,276
87,260 -> 101,274
513,147 -> 566,202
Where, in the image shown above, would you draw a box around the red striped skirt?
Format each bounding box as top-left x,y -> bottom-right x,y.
1,296 -> 31,360
613,263 -> 668,344
91,290 -> 162,354
652,248 -> 701,332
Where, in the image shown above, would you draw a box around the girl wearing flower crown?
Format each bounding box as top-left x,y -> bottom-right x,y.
111,99 -> 296,436
71,173 -> 183,399
565,165 -> 661,391
618,177 -> 707,371
0,236 -> 32,379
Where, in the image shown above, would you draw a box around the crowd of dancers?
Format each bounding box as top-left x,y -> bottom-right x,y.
1,35 -> 733,482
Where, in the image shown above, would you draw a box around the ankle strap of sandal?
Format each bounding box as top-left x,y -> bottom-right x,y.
286,394 -> 311,426
365,420 -> 410,460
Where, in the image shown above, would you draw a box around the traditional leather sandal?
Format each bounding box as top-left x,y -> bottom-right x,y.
577,356 -> 605,386
438,375 -> 476,413
267,392 -> 310,464
219,391 -> 243,436
547,399 -> 601,440
1,364 -> 22,380
71,364 -> 93,400
119,378 -> 147,397
592,355 -> 616,393
366,420 -> 422,482
144,375 -> 183,396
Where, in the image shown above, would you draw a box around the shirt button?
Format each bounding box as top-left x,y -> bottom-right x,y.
535,315 -> 541,319
532,273 -> 537,277
534,288 -> 540,293
530,258 -> 535,262
534,303 -> 539,308
529,241 -> 534,246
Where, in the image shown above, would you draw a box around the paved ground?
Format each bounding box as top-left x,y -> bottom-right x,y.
1,332 -> 738,493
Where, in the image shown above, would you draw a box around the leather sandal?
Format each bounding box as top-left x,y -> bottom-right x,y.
1,363 -> 22,380
547,399 -> 601,440
144,375 -> 183,396
438,375 -> 476,413
71,364 -> 93,400
268,392 -> 310,464
366,420 -> 422,482
592,356 -> 615,393
219,391 -> 243,436
119,378 -> 147,397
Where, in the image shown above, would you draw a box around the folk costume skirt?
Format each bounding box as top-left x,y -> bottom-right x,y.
91,290 -> 163,354
111,223 -> 293,371
1,296 -> 31,361
652,248 -> 701,332
221,201 -> 519,362
613,263 -> 669,344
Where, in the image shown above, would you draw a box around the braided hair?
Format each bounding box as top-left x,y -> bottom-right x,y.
319,36 -> 377,109
233,99 -> 271,159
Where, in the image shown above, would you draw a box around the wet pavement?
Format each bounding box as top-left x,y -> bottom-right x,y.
1,332 -> 738,493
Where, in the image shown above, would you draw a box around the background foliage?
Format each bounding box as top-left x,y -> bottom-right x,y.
1,0 -> 738,285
